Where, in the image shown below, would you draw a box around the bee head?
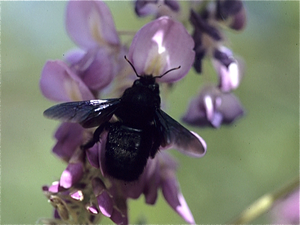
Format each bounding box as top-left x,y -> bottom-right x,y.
124,55 -> 181,82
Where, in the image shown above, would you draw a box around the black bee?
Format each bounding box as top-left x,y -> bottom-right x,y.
44,56 -> 205,181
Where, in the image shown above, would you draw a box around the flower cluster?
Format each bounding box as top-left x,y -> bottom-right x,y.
39,1 -> 246,224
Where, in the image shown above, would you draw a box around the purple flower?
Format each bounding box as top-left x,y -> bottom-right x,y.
64,48 -> 116,92
189,0 -> 246,74
40,60 -> 94,102
128,16 -> 195,83
215,0 -> 246,31
66,0 -> 120,49
270,188 -> 300,224
213,47 -> 244,92
135,0 -> 180,18
182,85 -> 244,128
52,123 -> 84,162
40,0 -> 247,223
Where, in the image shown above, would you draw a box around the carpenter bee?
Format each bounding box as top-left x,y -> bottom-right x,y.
44,56 -> 206,181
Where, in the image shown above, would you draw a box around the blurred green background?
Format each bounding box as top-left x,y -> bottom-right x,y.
2,1 -> 299,224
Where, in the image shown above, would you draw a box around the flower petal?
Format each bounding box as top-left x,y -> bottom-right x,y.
80,48 -> 115,91
213,47 -> 244,92
52,123 -> 84,162
92,177 -> 114,218
60,162 -> 84,189
128,16 -> 195,82
86,144 -> 100,168
40,60 -> 94,102
182,85 -> 244,128
66,1 -> 119,49
161,170 -> 195,224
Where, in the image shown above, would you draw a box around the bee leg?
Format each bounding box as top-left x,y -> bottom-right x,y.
80,123 -> 107,150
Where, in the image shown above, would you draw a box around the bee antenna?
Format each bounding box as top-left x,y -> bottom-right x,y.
155,65 -> 181,78
124,56 -> 141,78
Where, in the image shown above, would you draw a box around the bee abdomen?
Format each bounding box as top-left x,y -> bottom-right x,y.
105,123 -> 150,181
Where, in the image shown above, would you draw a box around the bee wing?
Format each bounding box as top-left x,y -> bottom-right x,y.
44,99 -> 121,128
155,109 -> 206,157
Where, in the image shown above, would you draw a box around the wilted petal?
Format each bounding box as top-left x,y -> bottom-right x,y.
182,86 -> 244,128
40,60 -> 94,102
66,1 -> 119,49
52,123 -> 84,162
128,16 -> 195,82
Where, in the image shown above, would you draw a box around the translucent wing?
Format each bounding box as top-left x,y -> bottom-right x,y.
44,99 -> 121,128
155,109 -> 206,157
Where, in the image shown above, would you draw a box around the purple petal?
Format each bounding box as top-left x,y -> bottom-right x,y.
143,157 -> 160,204
110,207 -> 128,225
176,193 -> 196,224
92,177 -> 114,218
70,190 -> 84,201
135,0 -> 158,17
64,48 -> 86,65
86,144 -> 100,168
60,162 -> 84,189
161,172 -> 195,224
122,182 -> 145,200
98,131 -> 108,177
164,0 -> 180,12
213,47 -> 244,92
66,1 -> 119,49
78,48 -> 115,91
52,123 -> 84,162
40,60 -> 94,102
47,181 -> 61,193
230,6 -> 246,30
128,16 -> 195,82
214,92 -> 244,126
271,188 -> 300,224
190,10 -> 222,41
53,209 -> 61,219
135,0 -> 180,17
86,204 -> 100,215
216,0 -> 246,30
182,86 -> 244,128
